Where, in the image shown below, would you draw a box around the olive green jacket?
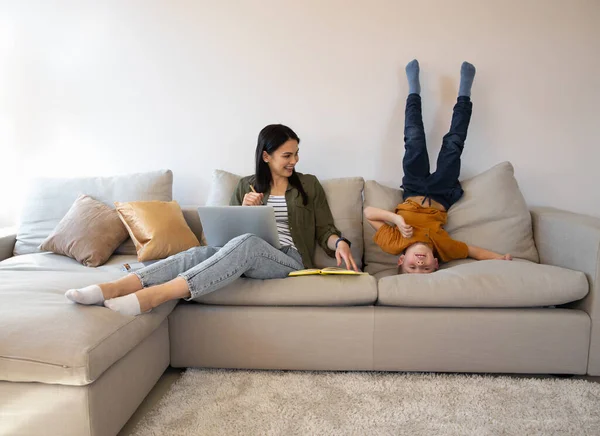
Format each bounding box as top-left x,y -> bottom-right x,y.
230,172 -> 340,268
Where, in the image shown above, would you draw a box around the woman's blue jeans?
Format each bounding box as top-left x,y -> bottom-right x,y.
133,233 -> 303,301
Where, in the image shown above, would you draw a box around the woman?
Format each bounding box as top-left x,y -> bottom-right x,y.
65,124 -> 358,316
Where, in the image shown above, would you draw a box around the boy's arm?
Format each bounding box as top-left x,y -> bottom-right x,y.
467,245 -> 513,261
364,206 -> 413,238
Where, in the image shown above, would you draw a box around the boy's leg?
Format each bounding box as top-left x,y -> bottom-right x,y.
428,62 -> 475,208
401,60 -> 430,198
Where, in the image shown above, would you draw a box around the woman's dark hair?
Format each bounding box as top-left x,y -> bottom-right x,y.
254,124 -> 308,205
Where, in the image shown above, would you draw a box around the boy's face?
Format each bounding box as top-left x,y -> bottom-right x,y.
398,243 -> 439,274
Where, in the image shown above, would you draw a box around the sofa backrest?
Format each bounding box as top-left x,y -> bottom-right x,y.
14,170 -> 173,256
182,207 -> 207,246
205,170 -> 365,269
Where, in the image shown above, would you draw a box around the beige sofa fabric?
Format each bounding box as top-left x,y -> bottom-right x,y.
204,169 -> 365,269
14,169 -> 173,256
363,161 -> 539,274
170,305 -> 375,370
377,259 -> 588,307
0,253 -> 177,385
205,169 -> 242,206
362,180 -> 405,274
0,228 -> 16,262
181,206 -> 207,245
532,207 -> 600,375
312,177 -> 364,270
40,195 -> 129,267
0,250 -> 134,272
374,307 -> 590,374
196,274 -> 377,306
0,320 -> 170,436
445,162 -> 539,263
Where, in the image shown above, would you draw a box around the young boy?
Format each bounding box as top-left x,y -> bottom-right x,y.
364,60 -> 512,274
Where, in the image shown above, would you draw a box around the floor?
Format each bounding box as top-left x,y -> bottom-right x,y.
117,367 -> 600,435
118,367 -> 185,436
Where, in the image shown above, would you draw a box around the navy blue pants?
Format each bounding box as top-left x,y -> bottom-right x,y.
401,94 -> 472,210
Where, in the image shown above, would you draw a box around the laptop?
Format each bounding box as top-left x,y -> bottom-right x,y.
197,206 -> 281,249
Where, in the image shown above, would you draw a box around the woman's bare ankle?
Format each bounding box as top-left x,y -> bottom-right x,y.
98,283 -> 119,299
101,275 -> 144,299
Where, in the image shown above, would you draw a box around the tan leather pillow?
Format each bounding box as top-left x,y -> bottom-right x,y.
114,200 -> 200,261
39,195 -> 129,267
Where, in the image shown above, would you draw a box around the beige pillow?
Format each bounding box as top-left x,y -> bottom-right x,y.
445,161 -> 539,263
312,177 -> 365,270
115,200 -> 200,261
363,161 -> 539,274
206,169 -> 242,206
362,181 -> 405,275
39,195 -> 129,267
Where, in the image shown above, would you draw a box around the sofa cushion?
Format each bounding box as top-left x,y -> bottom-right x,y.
115,200 -> 200,261
39,195 -> 129,267
205,169 -> 242,206
444,162 -> 539,263
15,169 -> 173,256
205,169 -> 365,270
376,259 -> 588,308
196,275 -> 377,306
0,252 -> 177,386
311,177 -> 364,270
363,162 -> 539,274
362,181 -> 404,274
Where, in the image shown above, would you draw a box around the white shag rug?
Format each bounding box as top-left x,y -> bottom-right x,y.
131,369 -> 600,436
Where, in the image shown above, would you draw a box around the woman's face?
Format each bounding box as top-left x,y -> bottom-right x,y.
263,139 -> 299,180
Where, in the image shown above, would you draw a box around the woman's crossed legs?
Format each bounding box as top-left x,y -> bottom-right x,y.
65,234 -> 303,315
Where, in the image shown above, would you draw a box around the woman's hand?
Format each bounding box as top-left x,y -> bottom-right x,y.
242,192 -> 264,206
395,215 -> 413,238
335,240 -> 359,272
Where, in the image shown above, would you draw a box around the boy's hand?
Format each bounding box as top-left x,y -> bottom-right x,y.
395,216 -> 413,238
499,253 -> 513,261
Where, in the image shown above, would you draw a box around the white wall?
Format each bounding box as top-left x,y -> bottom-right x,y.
1,0 -> 599,228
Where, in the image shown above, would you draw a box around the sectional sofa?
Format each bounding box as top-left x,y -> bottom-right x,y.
1,164 -> 599,436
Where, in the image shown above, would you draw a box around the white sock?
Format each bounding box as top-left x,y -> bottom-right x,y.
104,294 -> 142,316
65,285 -> 105,305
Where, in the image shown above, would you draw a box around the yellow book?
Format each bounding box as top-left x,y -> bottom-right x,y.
288,267 -> 368,277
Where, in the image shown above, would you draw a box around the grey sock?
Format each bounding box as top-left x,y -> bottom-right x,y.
405,59 -> 420,95
459,62 -> 476,97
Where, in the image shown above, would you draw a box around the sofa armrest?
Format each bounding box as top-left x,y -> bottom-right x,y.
0,227 -> 17,262
531,207 -> 600,374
